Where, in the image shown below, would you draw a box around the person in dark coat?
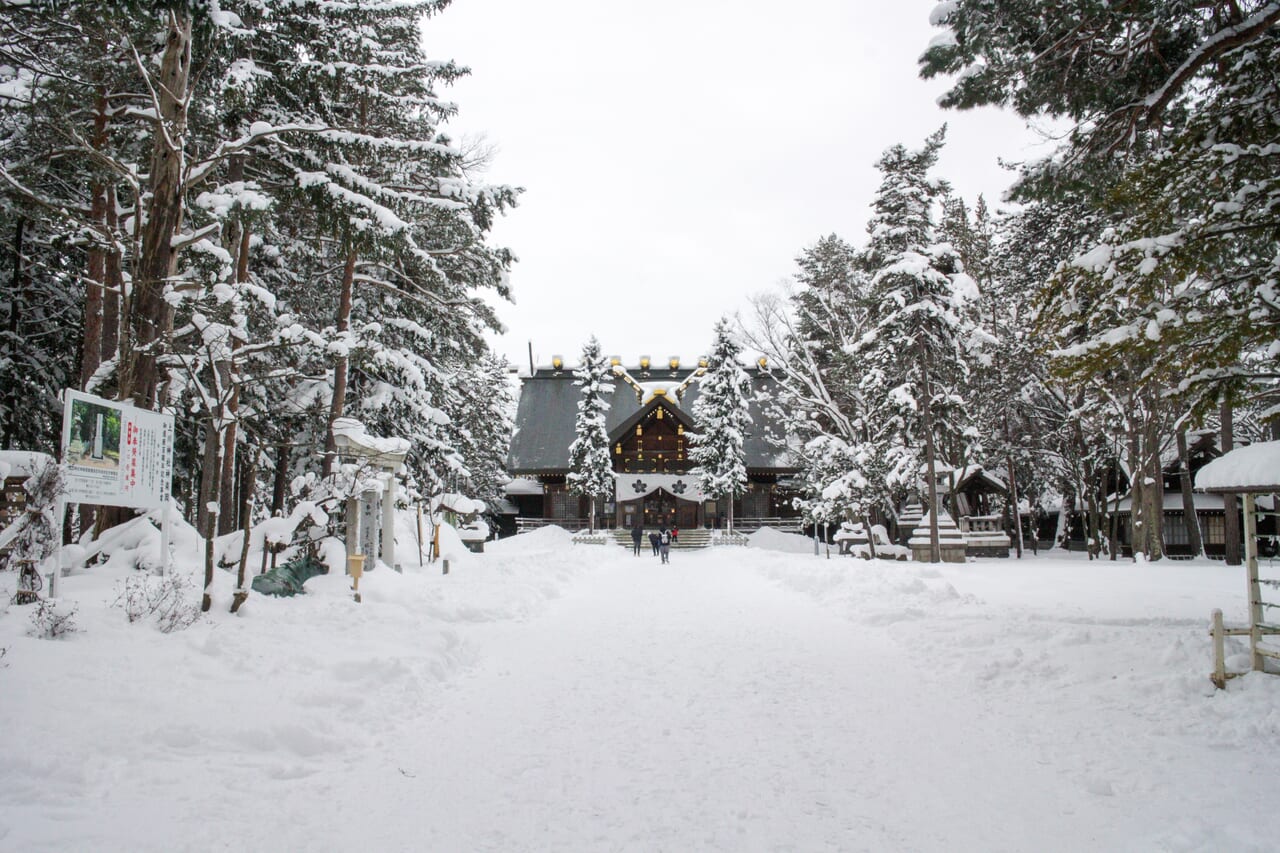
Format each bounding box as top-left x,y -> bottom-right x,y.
649,530 -> 660,556
630,523 -> 643,556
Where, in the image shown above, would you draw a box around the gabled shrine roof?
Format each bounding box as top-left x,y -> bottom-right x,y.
507,363 -> 795,474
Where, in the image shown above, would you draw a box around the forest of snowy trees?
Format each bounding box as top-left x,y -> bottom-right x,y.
746,1 -> 1280,562
0,2 -> 517,564
1,1 -> 1277,574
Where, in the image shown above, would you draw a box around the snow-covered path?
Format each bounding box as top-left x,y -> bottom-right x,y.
340,553 -> 1153,852
5,526 -> 1280,851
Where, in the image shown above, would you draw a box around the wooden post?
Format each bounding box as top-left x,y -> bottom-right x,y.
415,503 -> 424,568
348,554 -> 364,603
1245,493 -> 1264,671
1211,608 -> 1227,689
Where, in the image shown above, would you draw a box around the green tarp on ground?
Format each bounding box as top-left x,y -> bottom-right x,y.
251,555 -> 328,597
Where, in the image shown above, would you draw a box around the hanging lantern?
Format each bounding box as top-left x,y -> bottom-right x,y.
656,407 -> 663,420
636,424 -> 642,436
615,443 -> 621,455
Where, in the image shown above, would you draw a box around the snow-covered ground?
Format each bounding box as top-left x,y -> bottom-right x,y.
3,525 -> 1280,851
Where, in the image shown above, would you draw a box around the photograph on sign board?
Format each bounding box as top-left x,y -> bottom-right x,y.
66,398 -> 122,473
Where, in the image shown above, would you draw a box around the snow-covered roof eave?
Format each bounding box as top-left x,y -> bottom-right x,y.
0,450 -> 56,481
331,417 -> 410,471
1195,440 -> 1280,494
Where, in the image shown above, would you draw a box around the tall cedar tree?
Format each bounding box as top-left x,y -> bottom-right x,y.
690,319 -> 752,534
854,129 -> 985,562
566,337 -> 615,533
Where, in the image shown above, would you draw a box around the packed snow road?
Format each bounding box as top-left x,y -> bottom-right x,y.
374,552 -> 1101,852
3,524 -> 1280,851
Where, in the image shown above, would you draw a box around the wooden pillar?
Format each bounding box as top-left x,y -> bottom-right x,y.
1245,493 -> 1264,672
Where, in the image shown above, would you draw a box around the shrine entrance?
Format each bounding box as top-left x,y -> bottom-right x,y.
614,473 -> 705,530
641,489 -> 698,529
643,489 -> 675,525
617,489 -> 699,529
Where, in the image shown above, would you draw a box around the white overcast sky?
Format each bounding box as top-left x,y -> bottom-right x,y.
426,0 -> 1051,372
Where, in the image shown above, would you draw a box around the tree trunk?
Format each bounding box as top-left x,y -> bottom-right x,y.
1221,400 -> 1241,565
322,249 -> 359,478
863,513 -> 877,560
1006,451 -> 1023,558
217,159 -> 249,532
1055,492 -> 1071,552
1175,427 -> 1204,557
3,217 -> 25,448
102,183 -> 122,366
200,416 -> 223,613
271,441 -> 290,516
120,10 -> 191,410
919,345 -> 941,563
231,453 -> 255,613
1143,414 -> 1164,560
83,197 -> 105,388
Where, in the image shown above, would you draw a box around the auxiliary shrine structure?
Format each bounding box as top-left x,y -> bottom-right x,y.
506,355 -> 801,530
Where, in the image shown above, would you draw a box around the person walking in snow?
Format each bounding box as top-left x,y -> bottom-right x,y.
630,522 -> 643,556
649,530 -> 660,556
658,527 -> 671,564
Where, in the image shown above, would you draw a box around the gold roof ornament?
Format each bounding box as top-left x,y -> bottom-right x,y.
697,356 -> 708,368
639,355 -> 651,371
673,364 -> 708,400
669,356 -> 680,370
757,356 -> 768,369
551,355 -> 563,371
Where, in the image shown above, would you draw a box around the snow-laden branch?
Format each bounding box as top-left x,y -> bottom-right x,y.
186,122 -> 327,188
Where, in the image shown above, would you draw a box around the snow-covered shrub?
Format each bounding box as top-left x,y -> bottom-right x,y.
114,572 -> 202,633
28,599 -> 78,639
0,460 -> 63,574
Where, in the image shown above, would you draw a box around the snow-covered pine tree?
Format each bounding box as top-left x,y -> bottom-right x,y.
740,237 -> 890,538
854,129 -> 986,562
441,354 -> 516,518
690,318 -> 753,535
923,0 -> 1280,561
566,337 -> 615,533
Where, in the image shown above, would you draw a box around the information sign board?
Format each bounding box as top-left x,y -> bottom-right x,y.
60,390 -> 175,509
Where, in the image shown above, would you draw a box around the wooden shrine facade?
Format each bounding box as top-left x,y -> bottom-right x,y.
506,356 -> 801,530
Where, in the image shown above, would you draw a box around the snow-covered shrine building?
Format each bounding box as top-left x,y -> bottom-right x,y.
506,355 -> 800,531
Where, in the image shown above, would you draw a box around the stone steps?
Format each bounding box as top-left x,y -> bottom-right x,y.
610,528 -> 712,550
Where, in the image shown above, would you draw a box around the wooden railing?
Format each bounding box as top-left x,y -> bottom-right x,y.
515,517 -> 611,533
728,517 -> 804,533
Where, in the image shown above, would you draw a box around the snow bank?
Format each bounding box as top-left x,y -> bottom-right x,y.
748,527 -> 818,553
6,523 -> 1280,850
